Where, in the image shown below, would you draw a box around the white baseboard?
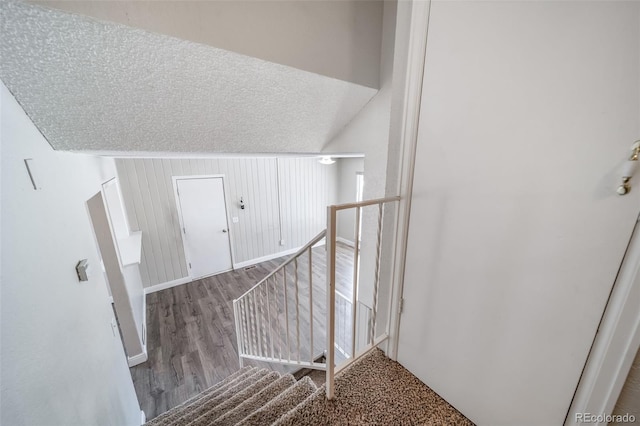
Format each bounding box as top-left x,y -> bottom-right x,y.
139,410 -> 146,426
233,242 -> 325,269
145,241 -> 328,294
336,237 -> 355,247
127,349 -> 148,367
144,276 -> 191,294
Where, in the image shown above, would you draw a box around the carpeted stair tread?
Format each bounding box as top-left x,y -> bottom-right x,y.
214,374 -> 297,426
145,366 -> 254,425
185,371 -> 281,426
163,368 -> 271,426
237,376 -> 317,426
273,349 -> 474,426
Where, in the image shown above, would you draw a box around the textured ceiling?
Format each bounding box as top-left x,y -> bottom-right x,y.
0,1 -> 377,154
28,0 -> 383,89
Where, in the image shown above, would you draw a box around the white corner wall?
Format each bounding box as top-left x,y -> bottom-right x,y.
115,157 -> 337,288
1,83 -> 141,425
324,0 -> 398,309
336,157 -> 365,243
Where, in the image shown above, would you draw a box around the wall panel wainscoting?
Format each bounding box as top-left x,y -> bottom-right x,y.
116,157 -> 338,288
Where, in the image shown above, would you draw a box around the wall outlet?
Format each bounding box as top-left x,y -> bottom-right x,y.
232,217 -> 239,223
280,239 -> 285,246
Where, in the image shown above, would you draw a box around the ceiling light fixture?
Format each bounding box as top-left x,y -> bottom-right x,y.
319,156 -> 335,165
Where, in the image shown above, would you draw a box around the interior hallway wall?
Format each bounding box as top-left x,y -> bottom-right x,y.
115,157 -> 337,288
323,0 -> 397,309
1,82 -> 140,426
336,157 -> 365,243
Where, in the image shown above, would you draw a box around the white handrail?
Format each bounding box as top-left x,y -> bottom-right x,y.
325,195 -> 400,399
232,195 -> 400,395
233,228 -> 328,371
235,229 -> 326,301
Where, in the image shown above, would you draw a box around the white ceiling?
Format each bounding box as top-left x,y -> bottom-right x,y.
0,1 -> 378,154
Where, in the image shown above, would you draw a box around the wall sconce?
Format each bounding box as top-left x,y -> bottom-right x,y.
240,197 -> 245,209
319,156 -> 335,165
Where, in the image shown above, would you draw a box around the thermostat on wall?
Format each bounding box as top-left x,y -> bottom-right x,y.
76,259 -> 90,282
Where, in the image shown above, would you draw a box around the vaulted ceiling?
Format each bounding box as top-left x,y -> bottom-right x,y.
0,1 -> 379,154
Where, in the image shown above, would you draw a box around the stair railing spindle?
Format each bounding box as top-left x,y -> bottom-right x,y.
351,206 -> 361,357
325,205 -> 337,400
266,277 -> 274,359
294,257 -> 300,363
283,266 -> 290,363
369,203 -> 384,346
273,276 -> 282,361
308,246 -> 314,363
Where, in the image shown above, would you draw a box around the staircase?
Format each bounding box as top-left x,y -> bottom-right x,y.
145,349 -> 474,426
141,196 -> 476,425
232,196 -> 401,399
145,366 -> 318,426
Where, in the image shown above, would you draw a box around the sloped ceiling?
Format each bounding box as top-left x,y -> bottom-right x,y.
28,0 -> 383,89
0,1 -> 377,154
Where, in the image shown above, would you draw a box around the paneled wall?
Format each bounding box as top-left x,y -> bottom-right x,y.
115,157 -> 337,288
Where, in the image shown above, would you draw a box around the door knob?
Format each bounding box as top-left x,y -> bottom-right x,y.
222,229 -> 227,233
617,141 -> 640,195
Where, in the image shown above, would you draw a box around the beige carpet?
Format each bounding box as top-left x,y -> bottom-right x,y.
275,348 -> 475,425
145,348 -> 474,425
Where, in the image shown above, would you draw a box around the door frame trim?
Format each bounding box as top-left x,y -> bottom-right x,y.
387,0 -> 431,361
392,1 -> 640,422
172,174 -> 235,280
566,216 -> 640,425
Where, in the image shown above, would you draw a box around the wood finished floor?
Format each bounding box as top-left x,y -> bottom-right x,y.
130,243 -> 354,420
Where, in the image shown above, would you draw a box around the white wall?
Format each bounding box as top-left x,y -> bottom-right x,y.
115,157 -> 337,288
336,157 -> 365,243
0,83 -> 140,425
396,1 -> 639,424
324,0 -> 397,309
31,0 -> 383,89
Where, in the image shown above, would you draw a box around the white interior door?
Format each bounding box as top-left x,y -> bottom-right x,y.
176,177 -> 232,279
397,2 -> 640,426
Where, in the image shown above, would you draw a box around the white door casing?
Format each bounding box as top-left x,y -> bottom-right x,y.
397,2 -> 640,426
175,176 -> 233,279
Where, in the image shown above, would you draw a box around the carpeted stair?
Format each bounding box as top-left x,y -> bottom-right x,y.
145,349 -> 473,425
144,366 -> 318,426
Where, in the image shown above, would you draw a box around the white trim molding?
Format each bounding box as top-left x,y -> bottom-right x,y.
127,349 -> 148,367
566,218 -> 640,425
139,410 -> 146,426
144,242 -> 327,293
387,0 -> 431,361
336,237 -> 355,248
233,242 -> 326,270
144,276 -> 192,294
